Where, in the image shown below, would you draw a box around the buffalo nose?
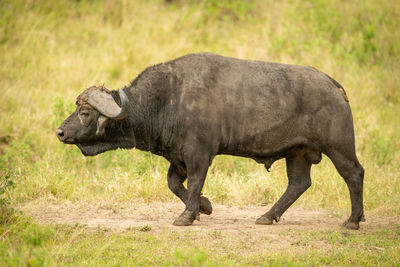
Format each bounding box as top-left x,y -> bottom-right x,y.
56,128 -> 65,140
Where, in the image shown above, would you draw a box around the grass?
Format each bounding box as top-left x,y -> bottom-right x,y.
1,215 -> 399,266
1,0 -> 400,265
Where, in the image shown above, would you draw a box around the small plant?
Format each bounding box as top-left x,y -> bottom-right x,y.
0,170 -> 15,224
139,225 -> 152,232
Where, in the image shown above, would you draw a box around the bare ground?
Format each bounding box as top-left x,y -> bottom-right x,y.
18,201 -> 399,235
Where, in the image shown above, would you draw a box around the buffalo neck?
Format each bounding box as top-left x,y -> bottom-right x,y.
114,87 -> 167,156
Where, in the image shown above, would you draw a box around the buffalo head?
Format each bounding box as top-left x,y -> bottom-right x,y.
56,86 -> 133,156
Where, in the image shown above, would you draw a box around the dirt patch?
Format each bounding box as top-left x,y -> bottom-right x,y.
18,201 -> 399,234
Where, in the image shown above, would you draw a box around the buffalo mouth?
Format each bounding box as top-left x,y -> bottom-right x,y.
61,139 -> 76,145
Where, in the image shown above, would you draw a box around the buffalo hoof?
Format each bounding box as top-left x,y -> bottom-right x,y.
255,215 -> 274,225
200,196 -> 212,215
173,211 -> 195,226
342,220 -> 360,230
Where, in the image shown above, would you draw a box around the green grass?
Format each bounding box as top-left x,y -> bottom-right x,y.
1,215 -> 399,266
1,0 -> 400,265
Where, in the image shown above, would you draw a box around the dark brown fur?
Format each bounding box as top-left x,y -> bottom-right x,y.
57,53 -> 364,229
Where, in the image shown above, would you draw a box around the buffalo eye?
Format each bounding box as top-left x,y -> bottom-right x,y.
80,111 -> 90,117
78,108 -> 94,126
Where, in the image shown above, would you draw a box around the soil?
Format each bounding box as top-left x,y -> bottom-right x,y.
18,201 -> 399,234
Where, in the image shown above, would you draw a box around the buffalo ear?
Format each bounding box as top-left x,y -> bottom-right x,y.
96,115 -> 109,136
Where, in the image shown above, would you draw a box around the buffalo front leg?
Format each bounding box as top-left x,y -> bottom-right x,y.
167,163 -> 212,217
256,155 -> 312,225
172,153 -> 211,226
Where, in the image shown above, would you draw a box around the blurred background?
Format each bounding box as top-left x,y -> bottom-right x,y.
0,0 -> 399,215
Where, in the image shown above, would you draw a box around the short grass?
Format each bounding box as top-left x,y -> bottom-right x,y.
1,0 -> 400,265
1,215 -> 399,266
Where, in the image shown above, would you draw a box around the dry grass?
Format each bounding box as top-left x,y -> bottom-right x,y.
1,0 -> 399,214
1,0 -> 400,265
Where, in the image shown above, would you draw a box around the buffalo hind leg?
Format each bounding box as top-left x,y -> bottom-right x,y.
167,163 -> 212,221
326,149 -> 365,230
256,154 -> 311,225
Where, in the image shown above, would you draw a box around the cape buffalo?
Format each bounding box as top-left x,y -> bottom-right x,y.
57,53 -> 365,229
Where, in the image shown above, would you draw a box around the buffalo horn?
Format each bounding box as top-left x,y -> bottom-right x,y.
87,89 -> 129,120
